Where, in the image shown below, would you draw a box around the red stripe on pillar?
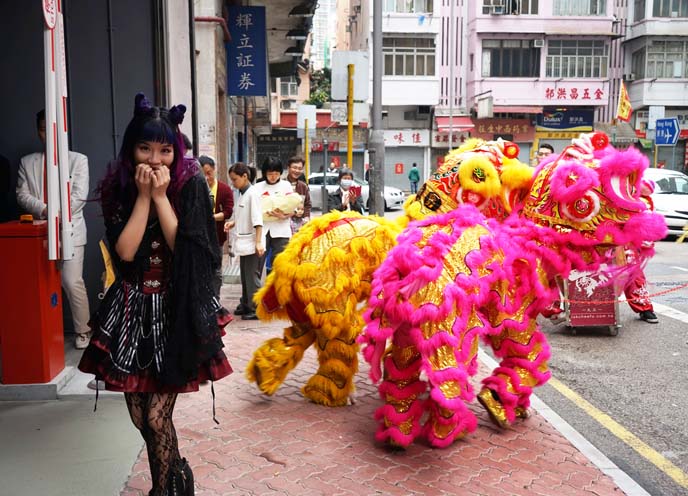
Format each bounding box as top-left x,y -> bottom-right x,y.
62,97 -> 68,131
67,182 -> 72,221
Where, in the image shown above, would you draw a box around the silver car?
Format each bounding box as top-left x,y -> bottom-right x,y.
643,168 -> 688,237
307,172 -> 405,211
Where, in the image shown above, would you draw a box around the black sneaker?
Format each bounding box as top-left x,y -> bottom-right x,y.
639,310 -> 659,324
241,313 -> 259,321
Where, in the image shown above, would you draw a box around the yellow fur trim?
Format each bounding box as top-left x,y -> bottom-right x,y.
500,160 -> 534,189
457,155 -> 501,198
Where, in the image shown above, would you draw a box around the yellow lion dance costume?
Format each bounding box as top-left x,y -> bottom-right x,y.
247,139 -> 533,406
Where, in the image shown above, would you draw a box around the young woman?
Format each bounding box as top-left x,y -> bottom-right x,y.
79,93 -> 232,495
224,162 -> 264,320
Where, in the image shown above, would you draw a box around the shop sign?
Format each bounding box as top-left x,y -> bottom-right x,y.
543,85 -> 605,102
470,118 -> 534,142
431,131 -> 469,147
383,129 -> 429,147
227,6 -> 267,96
537,108 -> 594,130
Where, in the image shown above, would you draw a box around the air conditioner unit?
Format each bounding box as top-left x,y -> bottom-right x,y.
625,72 -> 636,82
490,5 -> 506,15
533,39 -> 545,48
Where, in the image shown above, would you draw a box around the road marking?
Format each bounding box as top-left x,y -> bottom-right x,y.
653,302 -> 688,324
547,376 -> 688,489
479,349 -> 650,495
670,266 -> 688,272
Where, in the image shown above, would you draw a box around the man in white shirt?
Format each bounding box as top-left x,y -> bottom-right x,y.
16,110 -> 91,349
254,157 -> 294,276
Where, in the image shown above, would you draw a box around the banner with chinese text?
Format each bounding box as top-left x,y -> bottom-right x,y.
226,6 -> 267,97
615,81 -> 632,122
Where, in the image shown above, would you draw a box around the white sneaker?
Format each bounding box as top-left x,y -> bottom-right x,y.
75,332 -> 91,349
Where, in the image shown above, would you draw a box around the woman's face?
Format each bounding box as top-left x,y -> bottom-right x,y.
134,140 -> 174,170
265,170 -> 282,185
229,171 -> 249,190
202,164 -> 216,186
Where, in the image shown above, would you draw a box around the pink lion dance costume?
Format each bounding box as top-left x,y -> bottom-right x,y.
360,133 -> 667,448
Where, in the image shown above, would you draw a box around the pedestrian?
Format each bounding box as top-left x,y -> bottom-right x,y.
408,162 -> 420,194
16,109 -> 91,349
625,179 -> 659,324
200,155 -> 234,297
285,156 -> 311,234
327,168 -> 364,214
78,93 -> 233,495
534,143 -> 554,166
225,162 -> 264,320
254,156 -> 293,276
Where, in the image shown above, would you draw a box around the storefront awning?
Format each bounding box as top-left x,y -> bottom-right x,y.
436,116 -> 474,132
593,121 -> 639,144
493,105 -> 543,114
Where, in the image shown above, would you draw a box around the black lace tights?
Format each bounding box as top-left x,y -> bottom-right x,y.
125,392 -> 180,496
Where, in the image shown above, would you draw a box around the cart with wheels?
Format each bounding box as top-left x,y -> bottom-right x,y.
564,266 -> 621,336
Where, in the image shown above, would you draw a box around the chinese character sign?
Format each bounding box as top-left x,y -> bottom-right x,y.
227,6 -> 267,96
615,81 -> 632,123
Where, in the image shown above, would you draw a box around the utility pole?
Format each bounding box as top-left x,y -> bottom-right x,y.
369,0 -> 385,215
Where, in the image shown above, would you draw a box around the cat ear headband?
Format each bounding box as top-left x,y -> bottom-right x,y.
134,92 -> 186,126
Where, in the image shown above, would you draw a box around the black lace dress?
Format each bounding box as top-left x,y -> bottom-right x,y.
79,174 -> 233,392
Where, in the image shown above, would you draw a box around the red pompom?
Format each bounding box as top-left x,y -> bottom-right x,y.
590,132 -> 609,150
503,142 -> 520,159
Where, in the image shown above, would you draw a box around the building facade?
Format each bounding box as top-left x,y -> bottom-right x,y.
336,0 -> 687,183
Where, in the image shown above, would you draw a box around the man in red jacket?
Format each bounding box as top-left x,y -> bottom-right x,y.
200,155 -> 234,296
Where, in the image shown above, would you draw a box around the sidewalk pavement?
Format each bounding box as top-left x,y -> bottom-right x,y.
117,281 -> 646,496
0,277 -> 648,496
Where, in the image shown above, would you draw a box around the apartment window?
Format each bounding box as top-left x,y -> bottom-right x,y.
280,76 -> 298,97
553,0 -> 606,15
631,48 -> 646,78
383,37 -> 436,76
482,0 -> 538,15
383,0 -> 434,13
546,40 -> 608,78
481,40 -> 540,77
634,0 -> 646,20
653,0 -> 688,16
646,40 -> 688,77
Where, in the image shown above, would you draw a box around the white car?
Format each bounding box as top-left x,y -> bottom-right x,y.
307,172 -> 405,211
643,168 -> 688,237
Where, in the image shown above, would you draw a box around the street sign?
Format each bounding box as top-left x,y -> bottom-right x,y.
331,51 -> 369,101
655,118 -> 679,146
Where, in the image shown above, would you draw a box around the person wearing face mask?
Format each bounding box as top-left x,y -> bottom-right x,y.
327,168 -> 364,214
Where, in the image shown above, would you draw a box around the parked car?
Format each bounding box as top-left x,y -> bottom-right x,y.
307,172 -> 405,211
643,168 -> 688,237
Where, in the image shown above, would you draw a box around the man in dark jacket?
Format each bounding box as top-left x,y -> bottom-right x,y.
200,155 -> 234,296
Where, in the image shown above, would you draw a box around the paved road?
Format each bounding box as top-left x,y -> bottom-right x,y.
535,239 -> 688,496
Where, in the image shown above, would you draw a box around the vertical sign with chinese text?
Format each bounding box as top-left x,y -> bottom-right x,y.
227,6 -> 267,97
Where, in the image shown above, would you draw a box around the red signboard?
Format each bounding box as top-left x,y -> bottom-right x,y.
395,163 -> 404,174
